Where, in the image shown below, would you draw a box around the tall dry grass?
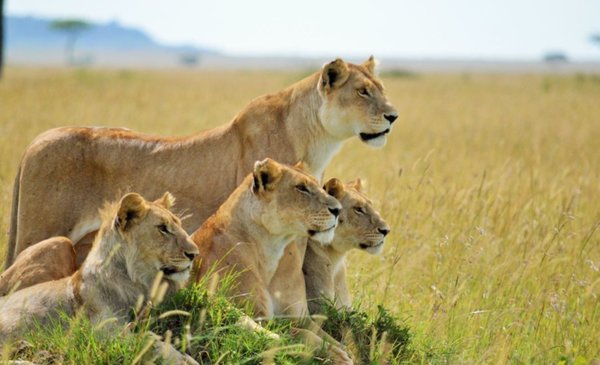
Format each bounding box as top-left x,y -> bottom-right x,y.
0,67 -> 598,362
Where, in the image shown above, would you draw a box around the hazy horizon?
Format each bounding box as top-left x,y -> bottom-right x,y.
7,0 -> 600,61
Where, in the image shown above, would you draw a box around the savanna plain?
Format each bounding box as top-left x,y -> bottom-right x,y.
0,67 -> 599,364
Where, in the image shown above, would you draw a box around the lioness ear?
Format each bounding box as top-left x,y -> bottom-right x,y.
252,158 -> 283,194
115,193 -> 149,231
323,178 -> 345,200
320,58 -> 350,91
362,55 -> 378,75
347,178 -> 364,192
293,160 -> 309,172
155,192 -> 175,210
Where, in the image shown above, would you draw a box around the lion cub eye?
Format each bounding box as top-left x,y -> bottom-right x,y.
157,224 -> 171,235
295,184 -> 310,194
354,206 -> 366,215
358,88 -> 370,98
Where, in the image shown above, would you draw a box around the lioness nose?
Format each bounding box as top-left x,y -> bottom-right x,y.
384,113 -> 398,123
329,207 -> 340,217
378,227 -> 390,236
184,251 -> 197,260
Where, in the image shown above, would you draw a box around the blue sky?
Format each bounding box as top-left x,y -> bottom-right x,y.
7,0 -> 600,60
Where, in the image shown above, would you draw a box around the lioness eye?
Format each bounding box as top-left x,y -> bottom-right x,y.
157,224 -> 170,234
358,88 -> 370,97
296,184 -> 310,194
354,206 -> 366,215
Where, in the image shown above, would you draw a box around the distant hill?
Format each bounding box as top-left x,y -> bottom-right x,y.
6,15 -> 217,66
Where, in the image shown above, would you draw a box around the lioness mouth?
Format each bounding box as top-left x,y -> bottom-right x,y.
161,266 -> 189,276
359,242 -> 383,250
360,129 -> 390,142
308,225 -> 336,236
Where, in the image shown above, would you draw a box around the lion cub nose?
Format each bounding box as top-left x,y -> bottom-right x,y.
384,113 -> 398,123
328,207 -> 340,217
184,251 -> 198,260
378,227 -> 390,236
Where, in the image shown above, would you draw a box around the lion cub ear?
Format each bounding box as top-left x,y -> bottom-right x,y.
323,178 -> 345,200
155,192 -> 175,210
320,58 -> 350,91
362,55 -> 378,75
252,158 -> 283,194
347,178 -> 364,192
115,193 -> 149,231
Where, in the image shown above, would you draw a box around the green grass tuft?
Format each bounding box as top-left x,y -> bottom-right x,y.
317,299 -> 412,364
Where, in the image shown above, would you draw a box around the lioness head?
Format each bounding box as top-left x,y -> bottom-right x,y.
323,178 -> 390,255
317,56 -> 398,148
252,158 -> 342,244
113,192 -> 199,287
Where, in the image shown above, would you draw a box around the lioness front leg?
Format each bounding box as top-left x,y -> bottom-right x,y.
139,331 -> 199,365
291,326 -> 353,365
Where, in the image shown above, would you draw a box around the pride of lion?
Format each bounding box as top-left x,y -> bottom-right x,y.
0,57 -> 397,364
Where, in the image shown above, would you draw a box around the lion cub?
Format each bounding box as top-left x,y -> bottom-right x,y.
304,178 -> 390,313
0,192 -> 199,348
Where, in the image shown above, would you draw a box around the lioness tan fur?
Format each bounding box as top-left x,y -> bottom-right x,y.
303,179 -> 390,313
0,236 -> 76,296
6,57 -> 397,267
192,159 -> 352,364
192,158 -> 340,316
0,192 -> 199,347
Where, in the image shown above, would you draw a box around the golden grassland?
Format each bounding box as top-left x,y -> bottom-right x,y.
0,67 -> 599,363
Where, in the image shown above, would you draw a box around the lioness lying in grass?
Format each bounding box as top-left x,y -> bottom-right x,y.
0,192 -> 199,364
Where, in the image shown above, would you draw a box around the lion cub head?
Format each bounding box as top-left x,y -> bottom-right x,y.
317,56 -> 398,148
109,192 -> 199,288
323,178 -> 390,255
252,158 -> 342,244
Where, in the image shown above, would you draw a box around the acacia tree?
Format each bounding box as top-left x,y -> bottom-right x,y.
592,34 -> 600,47
49,19 -> 91,65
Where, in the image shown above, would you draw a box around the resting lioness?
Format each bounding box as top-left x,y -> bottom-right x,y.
0,236 -> 76,296
0,192 -> 199,365
7,56 -> 398,267
303,179 -> 390,313
192,158 -> 352,364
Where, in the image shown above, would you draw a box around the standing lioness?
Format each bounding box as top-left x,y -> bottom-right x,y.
7,57 -> 398,266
